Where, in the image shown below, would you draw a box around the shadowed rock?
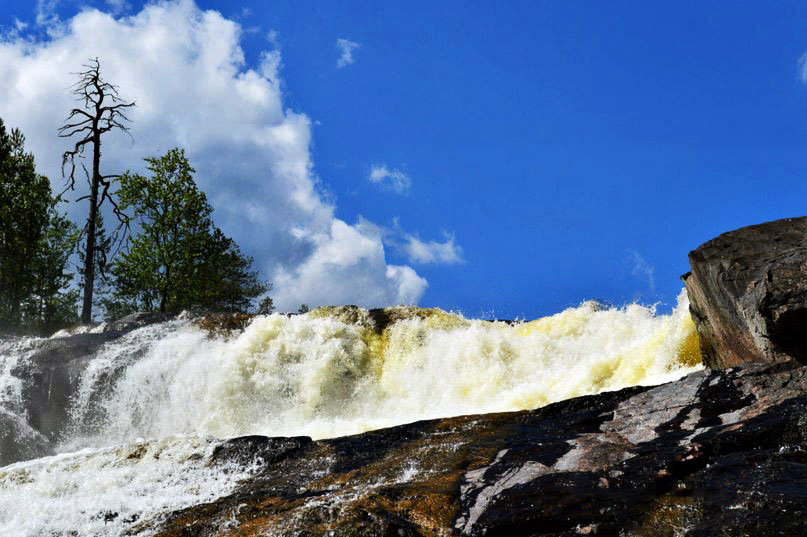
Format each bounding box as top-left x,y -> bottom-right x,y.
105,312 -> 177,334
683,216 -> 807,368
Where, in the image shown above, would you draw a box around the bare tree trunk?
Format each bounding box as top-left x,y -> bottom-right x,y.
81,132 -> 101,324
60,59 -> 135,323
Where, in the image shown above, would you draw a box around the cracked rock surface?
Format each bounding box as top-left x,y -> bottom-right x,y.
683,216 -> 807,368
153,360 -> 807,537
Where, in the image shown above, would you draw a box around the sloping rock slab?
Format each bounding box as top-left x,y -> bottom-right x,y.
683,216 -> 807,368
154,361 -> 807,537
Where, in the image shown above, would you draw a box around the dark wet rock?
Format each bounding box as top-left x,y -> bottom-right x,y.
210,435 -> 312,466
0,411 -> 50,467
154,360 -> 807,537
683,216 -> 807,368
104,311 -> 177,334
9,334 -> 115,443
312,305 -> 469,335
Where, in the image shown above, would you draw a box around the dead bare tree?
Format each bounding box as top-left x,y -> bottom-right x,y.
59,58 -> 134,323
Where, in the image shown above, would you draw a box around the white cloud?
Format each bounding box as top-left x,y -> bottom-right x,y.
35,0 -> 60,28
369,164 -> 411,194
104,0 -> 130,15
402,232 -> 464,265
628,250 -> 655,293
0,0 -> 451,312
335,37 -> 359,68
272,219 -> 427,308
798,53 -> 807,83
380,219 -> 463,265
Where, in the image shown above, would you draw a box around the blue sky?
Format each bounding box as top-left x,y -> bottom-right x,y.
2,1 -> 807,318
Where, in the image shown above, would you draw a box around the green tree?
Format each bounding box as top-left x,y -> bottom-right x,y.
106,148 -> 269,314
258,296 -> 275,315
22,210 -> 80,334
0,118 -> 79,333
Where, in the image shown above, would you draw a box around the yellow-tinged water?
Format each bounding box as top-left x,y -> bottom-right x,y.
63,289 -> 702,446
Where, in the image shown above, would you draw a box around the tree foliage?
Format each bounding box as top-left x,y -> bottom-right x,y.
59,58 -> 134,323
106,148 -> 269,315
0,118 -> 79,334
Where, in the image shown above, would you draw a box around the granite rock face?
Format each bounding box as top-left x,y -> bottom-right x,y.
683,217 -> 807,368
152,360 -> 807,537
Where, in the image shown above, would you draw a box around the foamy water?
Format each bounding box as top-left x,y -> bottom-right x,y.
0,435 -> 255,536
0,290 -> 703,535
59,289 -> 701,445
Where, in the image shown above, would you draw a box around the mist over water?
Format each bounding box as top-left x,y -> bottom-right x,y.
0,290 -> 703,535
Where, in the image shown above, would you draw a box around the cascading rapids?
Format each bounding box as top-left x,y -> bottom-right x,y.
0,290 -> 703,536
60,289 -> 702,449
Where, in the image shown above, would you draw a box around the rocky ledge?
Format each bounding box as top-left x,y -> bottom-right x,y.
154,359 -> 807,537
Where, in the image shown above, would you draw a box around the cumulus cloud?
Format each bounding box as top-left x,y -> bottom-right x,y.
335,37 -> 359,68
0,0 -> 452,311
271,219 -> 427,308
369,164 -> 411,194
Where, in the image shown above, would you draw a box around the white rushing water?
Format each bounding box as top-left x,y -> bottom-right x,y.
0,435 -> 257,536
0,290 -> 703,535
64,289 -> 701,445
0,337 -> 48,460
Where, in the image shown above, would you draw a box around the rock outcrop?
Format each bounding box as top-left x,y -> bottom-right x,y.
152,360 -> 807,537
683,216 -> 807,368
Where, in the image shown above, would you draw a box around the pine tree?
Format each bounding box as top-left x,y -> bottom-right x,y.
106,148 -> 270,315
0,118 -> 79,334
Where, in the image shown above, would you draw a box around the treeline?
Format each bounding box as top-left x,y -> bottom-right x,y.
0,122 -> 78,334
0,60 -> 272,336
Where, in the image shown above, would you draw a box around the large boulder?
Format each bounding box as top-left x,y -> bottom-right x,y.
683,217 -> 807,368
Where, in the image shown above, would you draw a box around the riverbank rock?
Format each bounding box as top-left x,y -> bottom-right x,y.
153,359 -> 807,537
683,216 -> 807,368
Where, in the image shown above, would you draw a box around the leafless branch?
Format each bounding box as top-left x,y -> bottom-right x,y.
59,57 -> 136,322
